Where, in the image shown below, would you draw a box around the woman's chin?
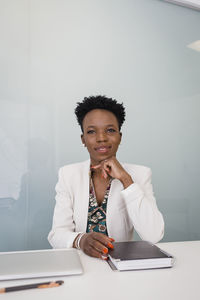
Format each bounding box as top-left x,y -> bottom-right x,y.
90,153 -> 114,164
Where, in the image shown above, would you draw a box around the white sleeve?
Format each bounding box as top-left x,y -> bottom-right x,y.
48,168 -> 81,248
120,168 -> 164,244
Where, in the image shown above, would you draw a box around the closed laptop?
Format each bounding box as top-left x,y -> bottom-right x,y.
0,249 -> 83,280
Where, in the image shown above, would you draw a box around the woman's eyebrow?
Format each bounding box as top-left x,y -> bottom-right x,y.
87,124 -> 116,129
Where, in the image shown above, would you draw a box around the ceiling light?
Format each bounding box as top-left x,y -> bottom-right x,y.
163,0 -> 200,10
187,40 -> 200,52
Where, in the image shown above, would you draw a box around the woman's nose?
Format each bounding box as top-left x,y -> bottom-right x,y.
96,131 -> 108,142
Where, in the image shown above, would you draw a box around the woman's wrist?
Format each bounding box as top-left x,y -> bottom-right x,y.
120,173 -> 134,189
73,233 -> 86,250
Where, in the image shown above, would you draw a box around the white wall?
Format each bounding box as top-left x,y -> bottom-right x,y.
0,0 -> 200,250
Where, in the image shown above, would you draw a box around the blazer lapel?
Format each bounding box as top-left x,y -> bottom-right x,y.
74,159 -> 90,232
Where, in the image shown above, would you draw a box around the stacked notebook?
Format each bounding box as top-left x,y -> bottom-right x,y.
108,241 -> 174,271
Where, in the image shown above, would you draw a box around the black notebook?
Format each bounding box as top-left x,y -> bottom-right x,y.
108,241 -> 174,271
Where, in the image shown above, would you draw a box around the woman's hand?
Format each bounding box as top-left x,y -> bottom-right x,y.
79,232 -> 114,260
91,156 -> 133,189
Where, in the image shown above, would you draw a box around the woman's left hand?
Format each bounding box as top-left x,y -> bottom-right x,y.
91,156 -> 134,189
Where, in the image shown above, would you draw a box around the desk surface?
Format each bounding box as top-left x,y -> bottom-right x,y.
0,241 -> 200,300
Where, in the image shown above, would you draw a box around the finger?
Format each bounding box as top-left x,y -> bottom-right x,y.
105,166 -> 111,173
102,168 -> 108,179
103,160 -> 113,172
109,237 -> 115,242
89,239 -> 109,255
92,233 -> 114,249
84,245 -> 107,260
91,164 -> 101,169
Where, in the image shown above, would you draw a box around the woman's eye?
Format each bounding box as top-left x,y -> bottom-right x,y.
87,130 -> 95,134
107,128 -> 116,133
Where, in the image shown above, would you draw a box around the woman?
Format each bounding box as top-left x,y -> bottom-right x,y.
48,95 -> 164,260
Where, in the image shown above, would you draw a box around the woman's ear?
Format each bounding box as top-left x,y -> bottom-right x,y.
119,132 -> 122,144
81,134 -> 85,146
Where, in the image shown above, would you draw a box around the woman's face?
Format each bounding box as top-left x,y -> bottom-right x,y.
81,109 -> 122,165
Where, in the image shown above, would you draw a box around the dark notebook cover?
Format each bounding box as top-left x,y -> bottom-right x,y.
108,241 -> 173,261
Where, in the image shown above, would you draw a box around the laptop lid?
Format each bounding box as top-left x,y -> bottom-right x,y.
0,249 -> 83,280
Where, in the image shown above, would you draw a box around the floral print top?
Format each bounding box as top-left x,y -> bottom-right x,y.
86,176 -> 113,235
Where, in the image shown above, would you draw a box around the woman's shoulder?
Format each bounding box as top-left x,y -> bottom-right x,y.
122,162 -> 152,180
58,160 -> 89,177
122,162 -> 150,171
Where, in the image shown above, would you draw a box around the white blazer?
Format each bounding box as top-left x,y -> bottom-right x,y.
48,160 -> 164,248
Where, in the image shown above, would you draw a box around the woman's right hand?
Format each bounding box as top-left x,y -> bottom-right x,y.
79,232 -> 114,260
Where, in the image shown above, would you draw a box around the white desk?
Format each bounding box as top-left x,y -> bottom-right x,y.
0,241 -> 199,300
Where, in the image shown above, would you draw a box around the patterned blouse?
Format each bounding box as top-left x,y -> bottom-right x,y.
86,175 -> 113,235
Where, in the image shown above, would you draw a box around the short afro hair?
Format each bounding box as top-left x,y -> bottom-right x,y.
75,95 -> 125,132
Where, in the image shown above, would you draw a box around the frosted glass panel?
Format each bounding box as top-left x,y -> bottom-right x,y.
0,0 -> 200,251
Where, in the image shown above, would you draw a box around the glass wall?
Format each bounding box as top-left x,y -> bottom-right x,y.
0,0 -> 200,251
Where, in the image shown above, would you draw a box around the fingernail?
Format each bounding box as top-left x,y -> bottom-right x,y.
91,165 -> 99,169
103,247 -> 108,254
109,238 -> 115,242
108,242 -> 114,249
102,255 -> 108,260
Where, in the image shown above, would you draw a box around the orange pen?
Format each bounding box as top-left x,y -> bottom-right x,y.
0,280 -> 64,294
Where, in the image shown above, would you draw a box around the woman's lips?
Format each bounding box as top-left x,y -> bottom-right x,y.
95,146 -> 111,153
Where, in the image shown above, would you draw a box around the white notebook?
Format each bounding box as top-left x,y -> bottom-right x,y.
0,249 -> 83,280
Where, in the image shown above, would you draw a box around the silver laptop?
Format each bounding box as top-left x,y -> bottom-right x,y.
0,249 -> 83,280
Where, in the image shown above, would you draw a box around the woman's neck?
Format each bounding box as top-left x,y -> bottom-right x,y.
91,169 -> 111,184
